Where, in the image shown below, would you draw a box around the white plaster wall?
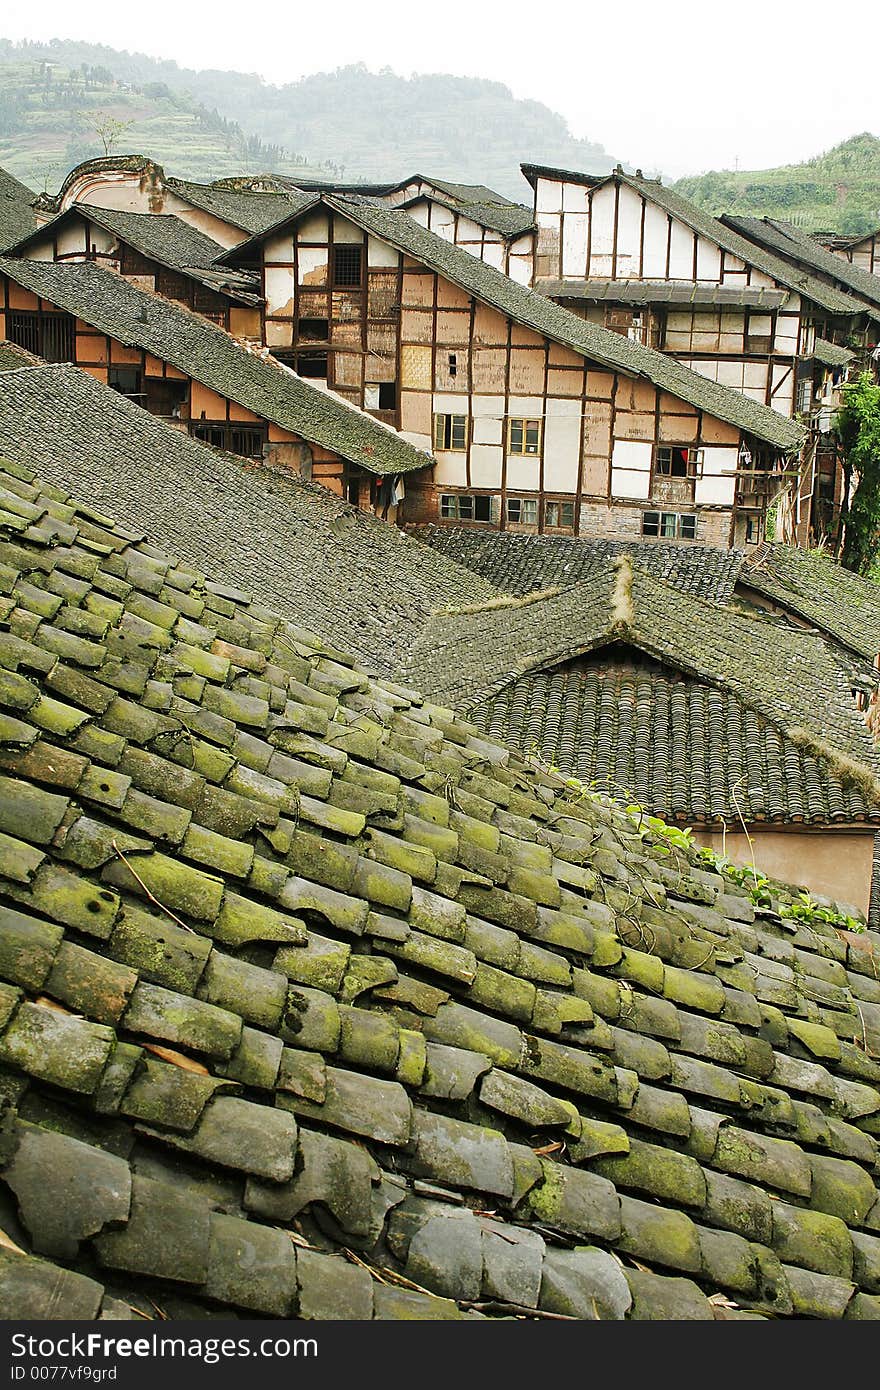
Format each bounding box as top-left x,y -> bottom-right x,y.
668,219 -> 694,278
433,454 -> 468,485
562,215 -> 588,277
266,265 -> 296,314
505,455 -> 541,490
642,202 -> 669,278
471,414 -> 504,446
543,398 -> 581,492
536,178 -> 563,214
297,211 -> 330,242
333,216 -> 363,243
587,183 -> 616,276
297,247 -> 327,285
508,395 -> 543,416
470,445 -> 503,487
562,182 -> 589,213
616,184 -> 643,279
611,439 -> 652,498
694,445 -> 737,505
56,222 -> 88,256
265,232 -> 294,263
696,236 -> 722,281
368,236 -> 399,268
23,238 -> 54,261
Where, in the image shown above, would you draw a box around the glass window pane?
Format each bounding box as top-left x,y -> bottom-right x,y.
510,420 -> 523,453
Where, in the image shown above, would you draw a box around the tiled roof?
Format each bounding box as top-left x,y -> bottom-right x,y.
222,195 -> 806,453
0,166 -> 36,253
2,457 -> 880,1322
404,560 -> 880,779
0,257 -> 432,477
472,657 -> 880,825
0,365 -> 487,675
813,338 -> 854,369
396,176 -> 536,239
740,545 -> 880,662
536,279 -> 787,310
399,193 -> 536,240
166,179 -> 316,237
0,340 -> 42,373
725,217 -> 880,316
408,525 -> 745,602
4,205 -> 262,305
520,164 -> 873,322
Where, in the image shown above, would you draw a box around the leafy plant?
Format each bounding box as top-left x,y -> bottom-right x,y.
836,373 -> 880,574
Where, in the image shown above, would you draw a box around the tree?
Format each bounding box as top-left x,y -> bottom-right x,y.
88,112 -> 133,156
837,372 -> 880,574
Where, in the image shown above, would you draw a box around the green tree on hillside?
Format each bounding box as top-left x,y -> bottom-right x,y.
836,373 -> 880,574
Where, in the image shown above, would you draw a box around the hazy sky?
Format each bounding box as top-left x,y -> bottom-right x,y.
3,2 -> 878,177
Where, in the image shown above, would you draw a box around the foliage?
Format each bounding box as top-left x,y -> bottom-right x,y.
0,40 -> 617,197
89,112 -> 133,156
0,51 -> 334,188
836,373 -> 880,574
527,746 -> 865,934
675,134 -> 880,236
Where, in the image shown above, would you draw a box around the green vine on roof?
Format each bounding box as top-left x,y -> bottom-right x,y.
526,745 -> 865,933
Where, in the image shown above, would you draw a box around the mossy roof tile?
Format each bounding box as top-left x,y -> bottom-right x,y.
0,458 -> 877,1322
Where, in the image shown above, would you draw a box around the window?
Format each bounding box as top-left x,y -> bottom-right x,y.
506,497 -> 538,525
191,424 -> 226,449
7,310 -> 75,363
298,316 -> 329,340
434,414 -> 468,451
439,493 -> 491,522
333,244 -> 362,288
655,446 -> 703,478
745,515 -> 760,544
642,511 -> 697,540
508,417 -> 542,455
191,423 -> 267,458
108,366 -> 142,400
295,352 -> 328,379
378,382 -> 397,410
797,373 -> 814,414
545,500 -> 575,528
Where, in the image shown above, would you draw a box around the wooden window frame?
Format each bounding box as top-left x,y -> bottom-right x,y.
642,510 -> 698,540
507,416 -> 542,456
434,414 -> 468,452
439,492 -> 491,522
655,445 -> 704,479
545,499 -> 575,529
332,244 -> 363,289
506,496 -> 538,525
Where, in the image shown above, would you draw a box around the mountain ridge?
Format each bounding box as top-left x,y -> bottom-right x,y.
0,39 -> 617,198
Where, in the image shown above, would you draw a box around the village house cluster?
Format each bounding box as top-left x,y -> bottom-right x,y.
3,152 -> 880,1323
0,152 -> 874,549
0,152 -> 879,912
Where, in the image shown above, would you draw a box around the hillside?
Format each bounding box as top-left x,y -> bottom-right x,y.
0,39 -> 617,198
674,134 -> 880,236
0,49 -> 337,192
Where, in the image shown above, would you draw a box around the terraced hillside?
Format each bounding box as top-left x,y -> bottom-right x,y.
0,54 -> 334,192
675,135 -> 880,237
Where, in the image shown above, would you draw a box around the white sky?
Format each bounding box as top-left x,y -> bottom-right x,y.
3,0 -> 878,178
